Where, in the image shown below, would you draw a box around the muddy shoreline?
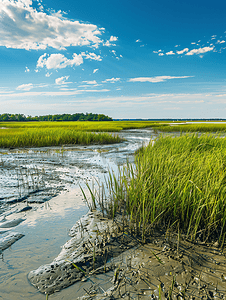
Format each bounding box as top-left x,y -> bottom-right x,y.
0,129 -> 156,299
28,210 -> 226,299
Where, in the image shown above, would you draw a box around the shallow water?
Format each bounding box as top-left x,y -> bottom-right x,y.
0,128 -> 157,300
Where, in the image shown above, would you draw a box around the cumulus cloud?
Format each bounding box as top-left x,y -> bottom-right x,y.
176,48 -> 189,54
0,0 -> 104,50
25,66 -> 30,72
36,51 -> 103,70
186,46 -> 214,56
110,36 -> 118,42
158,53 -> 164,56
128,76 -> 193,83
102,78 -> 120,83
55,76 -> 70,85
93,69 -> 99,73
103,36 -> 118,47
16,83 -> 33,91
37,53 -> 83,69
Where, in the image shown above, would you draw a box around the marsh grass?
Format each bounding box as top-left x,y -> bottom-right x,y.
0,120 -> 160,131
154,123 -> 226,133
0,128 -> 121,148
0,120 -> 165,148
104,134 -> 226,244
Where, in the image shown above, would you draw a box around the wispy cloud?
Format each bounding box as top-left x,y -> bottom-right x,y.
186,46 -> 214,56
16,83 -> 33,91
45,72 -> 52,77
0,0 -> 105,50
129,76 -> 193,83
102,78 -> 120,83
55,76 -> 70,85
81,52 -> 102,61
176,48 -> 189,54
82,80 -> 98,85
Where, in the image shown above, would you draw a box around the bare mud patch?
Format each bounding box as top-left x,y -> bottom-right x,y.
27,211 -> 226,300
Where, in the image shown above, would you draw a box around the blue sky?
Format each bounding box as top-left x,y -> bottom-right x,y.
0,0 -> 226,119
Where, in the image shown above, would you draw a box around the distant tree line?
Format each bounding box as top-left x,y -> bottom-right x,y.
0,113 -> 113,122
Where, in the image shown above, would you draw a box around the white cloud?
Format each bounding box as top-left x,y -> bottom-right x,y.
45,72 -> 52,77
186,46 -> 214,56
82,80 -> 98,85
176,48 -> 189,54
93,69 -> 99,73
55,76 -> 70,85
16,83 -> 33,91
166,51 -> 175,55
102,78 -> 120,83
103,36 -> 118,47
0,89 -> 110,98
81,52 -> 102,61
128,76 -> 193,83
0,0 -> 104,50
136,39 -> 141,43
110,36 -> 118,42
158,53 -> 164,56
37,53 -> 83,69
216,40 -> 225,44
25,66 -> 30,72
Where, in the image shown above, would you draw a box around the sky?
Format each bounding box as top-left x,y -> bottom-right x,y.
0,0 -> 226,119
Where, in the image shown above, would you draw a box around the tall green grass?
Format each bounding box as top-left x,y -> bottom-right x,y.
0,128 -> 121,148
106,134 -> 226,244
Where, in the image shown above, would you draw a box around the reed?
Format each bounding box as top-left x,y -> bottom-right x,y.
106,134 -> 226,244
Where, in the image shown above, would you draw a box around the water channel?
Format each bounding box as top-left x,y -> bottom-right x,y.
0,128 -> 159,300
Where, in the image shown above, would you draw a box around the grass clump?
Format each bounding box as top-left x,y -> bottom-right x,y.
107,134 -> 226,245
0,128 -> 121,148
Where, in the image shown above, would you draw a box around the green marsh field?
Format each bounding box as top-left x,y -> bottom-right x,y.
0,120 -> 162,148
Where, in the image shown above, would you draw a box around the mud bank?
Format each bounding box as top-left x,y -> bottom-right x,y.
28,211 -> 137,295
28,210 -> 226,300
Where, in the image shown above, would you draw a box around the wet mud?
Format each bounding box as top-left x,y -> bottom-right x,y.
28,210 -> 226,300
76,232 -> 226,299
28,211 -> 137,295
